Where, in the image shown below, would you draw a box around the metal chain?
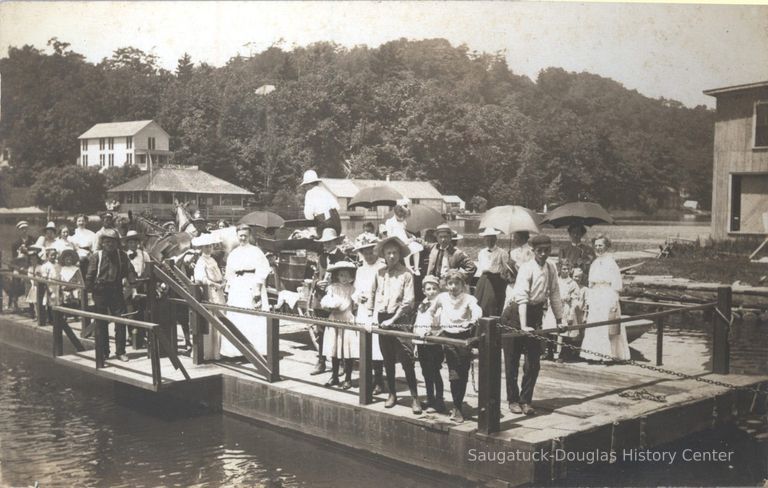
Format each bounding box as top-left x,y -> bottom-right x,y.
619,389 -> 667,403
497,322 -> 765,395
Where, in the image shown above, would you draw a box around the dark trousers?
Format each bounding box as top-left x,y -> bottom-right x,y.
93,289 -> 127,357
503,302 -> 544,405
417,344 -> 444,401
443,329 -> 473,408
315,209 -> 341,236
378,312 -> 418,397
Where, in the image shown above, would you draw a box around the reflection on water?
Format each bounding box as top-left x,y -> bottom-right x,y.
0,344 -> 460,488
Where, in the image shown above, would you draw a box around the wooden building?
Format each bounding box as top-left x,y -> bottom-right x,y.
319,178 -> 444,217
78,120 -> 171,170
107,167 -> 253,220
704,81 -> 768,239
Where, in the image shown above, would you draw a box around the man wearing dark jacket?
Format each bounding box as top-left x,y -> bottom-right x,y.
425,224 -> 476,281
85,228 -> 136,362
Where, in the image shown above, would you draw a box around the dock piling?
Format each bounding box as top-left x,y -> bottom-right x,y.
477,317 -> 501,435
267,316 -> 280,382
712,286 -> 732,374
655,317 -> 664,366
359,329 -> 373,405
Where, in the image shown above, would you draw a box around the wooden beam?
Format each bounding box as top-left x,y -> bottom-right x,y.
477,317 -> 502,435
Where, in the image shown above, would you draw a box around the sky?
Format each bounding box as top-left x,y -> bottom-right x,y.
1,1 -> 767,108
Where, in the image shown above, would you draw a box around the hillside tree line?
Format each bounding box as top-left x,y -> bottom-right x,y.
0,38 -> 715,212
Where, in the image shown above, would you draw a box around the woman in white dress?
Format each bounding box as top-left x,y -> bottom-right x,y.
221,225 -> 271,357
192,233 -> 225,361
580,235 -> 630,362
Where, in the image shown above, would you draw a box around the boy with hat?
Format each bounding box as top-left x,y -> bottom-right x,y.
501,233 -> 564,416
85,228 -> 137,362
425,224 -> 476,281
368,236 -> 421,414
301,169 -> 341,236
34,221 -> 58,253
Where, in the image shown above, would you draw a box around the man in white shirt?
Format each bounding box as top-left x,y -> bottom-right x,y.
300,170 -> 341,235
501,234 -> 564,416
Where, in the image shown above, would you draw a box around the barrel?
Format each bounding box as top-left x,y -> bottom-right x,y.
278,253 -> 309,292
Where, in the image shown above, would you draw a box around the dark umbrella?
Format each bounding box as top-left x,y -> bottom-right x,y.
385,204 -> 445,233
238,211 -> 285,229
541,202 -> 615,228
347,186 -> 404,210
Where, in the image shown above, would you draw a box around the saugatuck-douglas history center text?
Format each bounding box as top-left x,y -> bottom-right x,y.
467,448 -> 736,466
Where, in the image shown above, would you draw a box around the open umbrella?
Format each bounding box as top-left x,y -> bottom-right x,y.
238,211 -> 285,230
385,204 -> 445,234
479,205 -> 542,235
541,202 -> 615,228
347,186 -> 403,210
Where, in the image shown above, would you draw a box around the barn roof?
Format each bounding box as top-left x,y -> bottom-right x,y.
442,195 -> 464,204
78,120 -> 166,139
320,178 -> 443,200
107,168 -> 253,195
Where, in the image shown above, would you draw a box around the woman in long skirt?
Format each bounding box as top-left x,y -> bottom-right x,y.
580,235 -> 630,362
193,234 -> 225,360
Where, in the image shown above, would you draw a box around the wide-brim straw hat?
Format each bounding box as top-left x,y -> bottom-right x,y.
353,233 -> 379,251
300,169 -> 320,186
479,227 -> 502,237
376,236 -> 410,259
434,223 -> 453,236
191,233 -> 221,247
327,260 -> 357,273
124,230 -> 140,241
315,227 -> 344,243
44,221 -> 57,231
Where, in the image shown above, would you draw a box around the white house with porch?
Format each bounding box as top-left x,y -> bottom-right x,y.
77,120 -> 171,170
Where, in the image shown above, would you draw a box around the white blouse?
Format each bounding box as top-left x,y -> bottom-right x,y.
588,255 -> 622,292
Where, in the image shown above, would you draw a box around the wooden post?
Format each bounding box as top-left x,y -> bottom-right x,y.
80,287 -> 90,338
266,316 -> 280,382
359,329 -> 373,405
190,286 -> 204,365
712,286 -> 731,374
52,309 -> 64,357
36,282 -> 46,326
0,250 -> 4,313
94,319 -> 106,369
149,329 -> 162,389
145,265 -> 157,359
477,317 -> 501,435
655,317 -> 664,366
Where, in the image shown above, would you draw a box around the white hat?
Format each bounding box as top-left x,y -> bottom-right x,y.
434,223 -> 452,236
125,230 -> 140,241
479,227 -> 501,237
300,169 -> 320,186
315,227 -> 344,243
353,233 -> 379,251
16,221 -> 29,230
327,260 -> 357,273
191,233 -> 221,247
44,221 -> 56,231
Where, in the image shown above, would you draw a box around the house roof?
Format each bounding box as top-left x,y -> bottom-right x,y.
442,195 -> 464,204
107,168 -> 253,195
0,206 -> 46,215
320,178 -> 443,200
78,120 -> 163,139
703,80 -> 768,97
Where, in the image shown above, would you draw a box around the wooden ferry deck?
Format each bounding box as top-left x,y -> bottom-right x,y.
1,310 -> 765,486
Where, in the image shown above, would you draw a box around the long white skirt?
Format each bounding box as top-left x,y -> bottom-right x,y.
580,285 -> 630,361
322,310 -> 359,359
220,280 -> 267,357
355,307 -> 382,361
202,285 -> 224,360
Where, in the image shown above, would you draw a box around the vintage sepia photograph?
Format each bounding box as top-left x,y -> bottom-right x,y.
0,1 -> 767,486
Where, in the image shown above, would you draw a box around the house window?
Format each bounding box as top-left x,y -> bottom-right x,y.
99,138 -> 105,150
730,174 -> 768,233
148,137 -> 156,150
126,193 -> 133,204
126,136 -> 133,149
108,137 -> 114,150
99,154 -> 105,167
82,155 -> 88,166
81,140 -> 88,152
108,154 -> 114,167
126,153 -> 133,165
755,102 -> 768,148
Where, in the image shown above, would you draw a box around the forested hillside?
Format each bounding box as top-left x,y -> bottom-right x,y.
0,38 -> 714,211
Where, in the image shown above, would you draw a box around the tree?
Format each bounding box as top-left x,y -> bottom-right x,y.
469,195 -> 488,213
103,164 -> 143,190
176,53 -> 194,82
31,166 -> 106,212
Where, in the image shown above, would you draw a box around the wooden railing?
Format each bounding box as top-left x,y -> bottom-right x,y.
51,305 -> 190,390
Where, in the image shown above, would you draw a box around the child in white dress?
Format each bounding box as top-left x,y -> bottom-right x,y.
321,261 -> 358,389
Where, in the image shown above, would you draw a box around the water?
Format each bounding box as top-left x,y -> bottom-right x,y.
0,343 -> 461,488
